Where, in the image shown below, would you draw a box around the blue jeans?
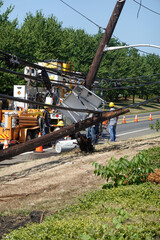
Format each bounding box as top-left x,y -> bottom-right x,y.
87,126 -> 96,144
109,124 -> 116,142
42,126 -> 49,136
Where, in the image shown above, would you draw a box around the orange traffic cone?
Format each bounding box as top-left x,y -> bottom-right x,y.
149,113 -> 152,121
35,132 -> 43,153
3,137 -> 9,149
122,115 -> 126,124
134,114 -> 138,122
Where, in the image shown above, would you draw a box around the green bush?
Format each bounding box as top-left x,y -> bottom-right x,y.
2,148 -> 160,240
3,183 -> 160,239
92,151 -> 154,189
145,146 -> 160,168
150,120 -> 160,132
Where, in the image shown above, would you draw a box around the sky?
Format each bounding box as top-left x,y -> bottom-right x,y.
1,0 -> 160,56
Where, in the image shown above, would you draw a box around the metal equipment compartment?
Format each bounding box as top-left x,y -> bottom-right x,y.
59,86 -> 104,123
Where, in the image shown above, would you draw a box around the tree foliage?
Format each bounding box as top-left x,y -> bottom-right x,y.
0,1 -> 160,100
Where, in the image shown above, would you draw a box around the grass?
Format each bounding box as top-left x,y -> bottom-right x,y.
105,98 -> 160,115
3,183 -> 160,240
2,146 -> 160,240
145,146 -> 160,168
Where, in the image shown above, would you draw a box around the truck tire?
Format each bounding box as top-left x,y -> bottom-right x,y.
33,129 -> 40,139
38,117 -> 44,132
26,131 -> 32,141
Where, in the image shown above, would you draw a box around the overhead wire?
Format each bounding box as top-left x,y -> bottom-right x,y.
0,93 -> 100,114
59,0 -> 105,31
137,0 -> 142,18
59,0 -> 159,56
123,95 -> 160,109
0,92 -> 160,113
0,49 -> 87,80
0,66 -> 85,89
0,4 -> 159,113
94,80 -> 160,91
0,67 -> 73,90
1,49 -> 160,89
96,72 -> 160,83
2,64 -> 160,92
0,50 -> 86,82
1,0 -> 160,92
132,0 -> 160,16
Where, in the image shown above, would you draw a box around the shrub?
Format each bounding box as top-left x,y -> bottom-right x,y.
92,151 -> 154,189
150,120 -> 160,132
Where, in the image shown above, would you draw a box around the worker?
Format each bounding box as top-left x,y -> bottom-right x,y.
42,106 -> 51,136
87,125 -> 96,144
54,120 -> 64,131
108,102 -> 118,142
53,120 -> 65,148
86,113 -> 96,144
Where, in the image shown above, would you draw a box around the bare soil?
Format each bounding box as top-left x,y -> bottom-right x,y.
0,133 -> 160,239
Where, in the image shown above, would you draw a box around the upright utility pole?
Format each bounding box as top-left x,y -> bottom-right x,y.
85,0 -> 126,90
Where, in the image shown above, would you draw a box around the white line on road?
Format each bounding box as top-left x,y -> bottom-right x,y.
21,151 -> 33,155
117,128 -> 150,137
21,147 -> 53,155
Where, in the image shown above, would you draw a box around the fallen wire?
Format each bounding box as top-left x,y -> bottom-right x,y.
0,93 -> 160,114
94,80 -> 160,91
123,96 -> 160,109
0,50 -> 86,81
0,67 -> 83,89
0,93 -> 100,114
96,73 -> 160,83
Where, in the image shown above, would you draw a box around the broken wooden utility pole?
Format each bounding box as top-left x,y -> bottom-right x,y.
85,0 -> 126,90
0,108 -> 129,161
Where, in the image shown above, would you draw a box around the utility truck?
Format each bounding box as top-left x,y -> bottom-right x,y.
0,60 -> 104,147
0,60 -> 72,146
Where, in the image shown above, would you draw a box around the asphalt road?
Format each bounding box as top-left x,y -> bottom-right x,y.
116,111 -> 160,141
0,111 -> 160,166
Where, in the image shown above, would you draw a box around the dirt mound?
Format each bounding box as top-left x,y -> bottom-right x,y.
0,133 -> 159,239
0,211 -> 52,239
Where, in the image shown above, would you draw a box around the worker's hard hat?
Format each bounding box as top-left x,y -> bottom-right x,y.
109,102 -> 114,107
57,120 -> 64,127
44,105 -> 50,109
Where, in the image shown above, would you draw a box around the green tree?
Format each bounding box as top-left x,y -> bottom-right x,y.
60,28 -> 97,72
0,1 -> 22,94
19,11 -> 63,60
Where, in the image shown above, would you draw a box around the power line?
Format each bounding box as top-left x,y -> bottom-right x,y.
0,93 -> 100,114
0,49 -> 86,80
59,0 -> 105,31
96,73 -> 160,83
59,0 -> 159,56
137,0 -> 142,18
0,92 -> 160,112
0,49 -> 86,82
124,96 -> 160,109
1,49 -> 160,86
94,80 -> 160,91
132,0 -> 160,16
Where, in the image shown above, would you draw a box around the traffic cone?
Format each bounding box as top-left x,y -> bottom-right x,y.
35,132 -> 43,153
3,137 -> 9,149
122,115 -> 126,123
149,113 -> 152,121
134,114 -> 138,122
